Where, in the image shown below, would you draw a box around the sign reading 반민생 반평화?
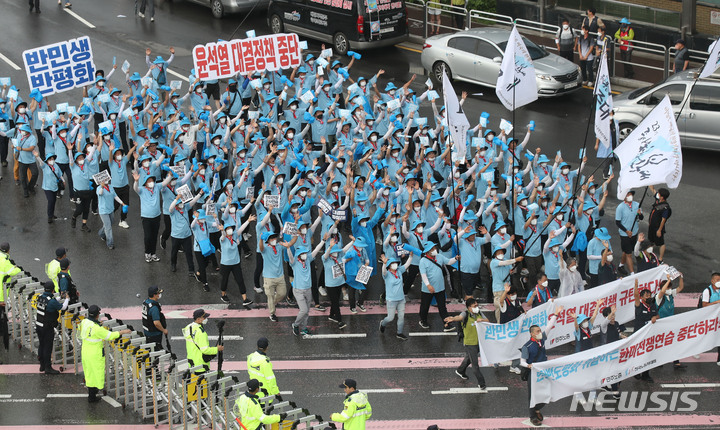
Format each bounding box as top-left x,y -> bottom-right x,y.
23,36 -> 96,96
192,33 -> 303,81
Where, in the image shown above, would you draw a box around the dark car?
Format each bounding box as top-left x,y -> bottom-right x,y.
267,0 -> 409,54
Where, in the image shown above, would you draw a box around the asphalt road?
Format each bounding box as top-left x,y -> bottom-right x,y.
0,1 -> 720,428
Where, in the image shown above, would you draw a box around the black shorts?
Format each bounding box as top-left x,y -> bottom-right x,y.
648,228 -> 665,246
620,235 -> 637,254
205,82 -> 220,100
460,271 -> 480,296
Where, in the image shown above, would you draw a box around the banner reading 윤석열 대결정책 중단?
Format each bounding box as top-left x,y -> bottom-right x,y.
530,303 -> 720,407
193,34 -> 303,81
477,266 -> 668,365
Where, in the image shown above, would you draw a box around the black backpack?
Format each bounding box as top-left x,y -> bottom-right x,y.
698,286 -> 712,308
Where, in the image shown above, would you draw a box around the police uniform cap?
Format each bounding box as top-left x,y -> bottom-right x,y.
59,258 -> 71,270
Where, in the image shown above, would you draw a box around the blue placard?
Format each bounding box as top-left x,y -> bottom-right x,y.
22,36 -> 95,96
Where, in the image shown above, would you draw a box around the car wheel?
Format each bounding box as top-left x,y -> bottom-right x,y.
211,0 -> 224,18
618,122 -> 636,143
270,14 -> 284,34
432,61 -> 451,83
334,32 -> 349,55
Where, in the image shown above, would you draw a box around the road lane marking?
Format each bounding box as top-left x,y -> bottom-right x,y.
661,383 -> 720,388
171,335 -> 243,341
396,44 -> 422,53
64,9 -> 96,29
0,398 -> 45,403
409,332 -> 455,336
0,394 -> 11,398
103,396 -> 122,407
432,387 -> 508,394
306,333 -> 366,339
47,394 -> 86,398
167,69 -> 189,82
0,53 -> 21,70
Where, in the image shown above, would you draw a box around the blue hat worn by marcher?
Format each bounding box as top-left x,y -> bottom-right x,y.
354,237 -> 368,248
595,227 -> 611,241
423,242 -> 438,254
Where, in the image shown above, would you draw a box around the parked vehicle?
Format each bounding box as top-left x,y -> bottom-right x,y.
613,69 -> 720,150
420,28 -> 583,97
187,0 -> 269,19
267,0 -> 409,54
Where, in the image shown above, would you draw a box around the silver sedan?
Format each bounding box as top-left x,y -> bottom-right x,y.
420,28 -> 583,97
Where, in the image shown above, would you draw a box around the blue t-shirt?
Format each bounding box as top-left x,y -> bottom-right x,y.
291,257 -> 313,290
137,184 -> 162,218
261,244 -> 285,279
490,257 -> 511,293
383,265 -> 406,301
219,232 -> 241,266
419,254 -> 450,294
96,185 -> 117,215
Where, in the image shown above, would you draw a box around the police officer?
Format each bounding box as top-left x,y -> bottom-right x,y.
35,281 -> 69,374
0,242 -> 21,363
233,379 -> 285,430
80,305 -> 131,402
182,309 -> 223,374
142,286 -> 167,347
57,258 -> 79,304
247,337 -> 280,399
45,247 -> 67,292
331,378 -> 372,429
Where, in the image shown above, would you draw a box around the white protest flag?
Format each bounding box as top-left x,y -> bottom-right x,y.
530,304 -> 720,407
495,25 -> 538,111
593,48 -> 613,149
442,70 -> 470,161
614,95 -> 682,200
477,265 -> 667,364
700,39 -> 720,78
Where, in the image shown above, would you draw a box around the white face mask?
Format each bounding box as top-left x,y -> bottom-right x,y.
469,306 -> 480,314
581,321 -> 589,329
170,179 -> 177,187
646,247 -> 654,254
359,81 -> 366,88
48,159 -> 55,166
626,195 -> 633,202
370,135 -> 377,142
277,177 -> 284,185
18,108 -> 27,114
291,207 -> 298,213
714,281 -> 720,289
497,253 -> 505,260
433,202 -> 440,208
606,254 -> 614,263
556,214 -> 563,221
77,159 -> 85,165
390,263 -> 399,271
110,114 -> 117,121
158,293 -> 162,299
520,199 -> 528,206
402,168 -> 409,175
300,227 -> 308,235
540,201 -> 548,208
499,227 -> 507,235
199,169 -> 206,176
337,162 -> 344,169
530,218 -> 537,226
289,105 -> 298,111
430,249 -> 438,257
416,226 -> 424,234
569,266 -> 577,272
383,189 -> 390,197
225,229 -> 234,236
229,206 -> 237,214
299,190 -> 307,198
59,131 -> 67,138
563,24 -> 569,30
201,319 -> 208,325
263,84 -> 271,90
360,221 -> 367,227
286,132 -> 294,139
133,108 -> 139,115
331,185 -> 339,193
269,239 -> 277,246
561,168 -> 570,175
115,155 -> 123,161
508,295 -> 517,302
147,181 -> 155,187
104,135 -> 111,141
331,253 -> 339,259
551,246 -> 560,253
142,160 -> 150,168
299,254 -> 307,261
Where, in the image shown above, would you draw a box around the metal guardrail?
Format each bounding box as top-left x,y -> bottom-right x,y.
409,2 -> 710,82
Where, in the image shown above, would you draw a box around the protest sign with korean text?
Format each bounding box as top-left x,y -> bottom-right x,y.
23,36 -> 95,96
193,33 -> 302,81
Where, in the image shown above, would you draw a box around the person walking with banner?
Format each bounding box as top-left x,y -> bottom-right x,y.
520,305 -> 563,427
633,279 -> 658,383
444,298 -> 489,389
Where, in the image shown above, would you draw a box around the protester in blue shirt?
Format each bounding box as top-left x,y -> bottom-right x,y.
96,177 -> 128,250
490,247 -> 524,322
259,231 -> 295,322
289,241 -> 326,337
133,170 -> 172,263
615,190 -> 642,274
168,192 -> 203,275
418,242 -> 459,332
218,215 -> 256,306
458,225 -> 490,301
379,255 -> 413,340
33,150 -> 64,223
343,237 -> 370,313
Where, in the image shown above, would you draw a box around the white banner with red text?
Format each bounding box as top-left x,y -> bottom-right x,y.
477,265 -> 668,365
530,303 -> 720,407
193,33 -> 302,81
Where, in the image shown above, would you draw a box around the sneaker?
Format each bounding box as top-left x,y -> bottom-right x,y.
292,324 -> 300,336
716,361 -> 720,367
338,321 -> 347,329
478,384 -> 487,391
350,308 -> 357,314
530,417 -> 542,427
455,369 -> 469,380
145,254 -> 152,263
328,316 -> 339,323
319,287 -> 328,296
254,286 -> 263,294
202,283 -> 210,292
44,367 -> 60,374
118,221 -> 129,229
220,295 -> 230,303
419,321 -> 430,329
151,254 -> 160,262
150,16 -> 154,22
357,305 -> 366,312
396,333 -> 408,341
509,366 -> 521,375
301,328 -> 311,335
269,314 -> 278,322
379,321 -> 385,333
91,210 -> 98,216
81,224 -> 91,232
286,297 -> 296,306
138,12 -> 145,17
443,324 -> 456,332
194,272 -> 201,283
314,305 -> 326,311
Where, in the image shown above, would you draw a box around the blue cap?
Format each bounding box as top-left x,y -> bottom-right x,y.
537,154 -> 550,164
385,82 -> 397,91
386,258 -> 400,268
354,237 -> 368,248
410,220 -> 425,231
462,231 -> 476,239
130,72 -> 142,81
296,246 -> 311,255
576,314 -> 590,324
516,193 -> 528,203
153,56 -> 165,65
620,17 -> 631,24
548,237 -> 563,248
356,191 -> 369,202
330,244 -> 344,254
495,220 -> 506,230
19,124 -> 32,133
261,231 -> 278,242
423,242 -> 437,254
492,246 -> 505,255
595,227 -> 611,241
45,153 -> 57,162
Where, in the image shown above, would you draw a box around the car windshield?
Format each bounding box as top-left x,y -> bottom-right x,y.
497,37 -> 549,61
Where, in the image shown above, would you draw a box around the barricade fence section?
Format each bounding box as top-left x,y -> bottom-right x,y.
1,271 -> 335,429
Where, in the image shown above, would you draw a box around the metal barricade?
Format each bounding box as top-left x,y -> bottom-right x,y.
52,302 -> 84,372
468,9 -> 513,29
